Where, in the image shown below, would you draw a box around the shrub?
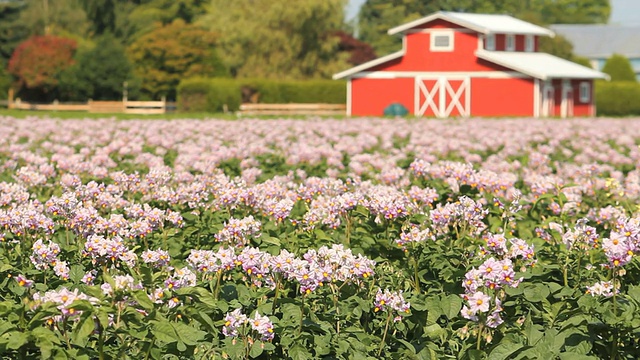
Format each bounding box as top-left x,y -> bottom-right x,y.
207,78 -> 242,112
177,78 -> 346,112
177,78 -> 212,112
595,80 -> 640,116
602,54 -> 637,82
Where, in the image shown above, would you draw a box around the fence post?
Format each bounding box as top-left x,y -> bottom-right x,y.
53,99 -> 59,111
8,89 -> 13,109
161,96 -> 166,113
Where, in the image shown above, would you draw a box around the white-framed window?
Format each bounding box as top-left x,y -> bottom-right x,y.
579,82 -> 591,103
525,35 -> 534,52
506,34 -> 516,51
430,31 -> 454,52
485,34 -> 495,51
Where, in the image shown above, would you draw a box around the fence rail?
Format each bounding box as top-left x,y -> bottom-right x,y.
6,95 -> 175,115
237,103 -> 346,116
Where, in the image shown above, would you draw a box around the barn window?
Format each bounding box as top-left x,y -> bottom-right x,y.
525,35 -> 534,52
485,34 -> 495,51
431,31 -> 454,52
506,34 -> 515,51
579,82 -> 591,103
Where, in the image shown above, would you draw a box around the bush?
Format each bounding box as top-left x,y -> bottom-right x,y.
207,78 -> 242,112
595,80 -> 640,116
177,78 -> 347,112
602,54 -> 637,82
177,78 -> 212,112
278,80 -> 346,104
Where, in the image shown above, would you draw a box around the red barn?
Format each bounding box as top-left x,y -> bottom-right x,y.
333,12 -> 609,118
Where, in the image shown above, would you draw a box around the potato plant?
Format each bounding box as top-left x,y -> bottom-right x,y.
0,116 -> 639,359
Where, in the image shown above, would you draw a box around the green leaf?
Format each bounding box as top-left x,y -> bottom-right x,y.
3,331 -> 28,350
440,294 -> 462,320
0,264 -> 13,273
72,314 -> 95,347
69,264 -> 85,283
132,290 -> 154,311
488,341 -> 523,360
173,322 -> 206,346
176,340 -> 187,352
467,349 -> 486,360
289,344 -> 312,360
250,341 -> 264,358
423,323 -> 446,339
151,320 -> 179,344
557,353 -> 598,360
523,283 -> 550,303
262,237 -> 281,246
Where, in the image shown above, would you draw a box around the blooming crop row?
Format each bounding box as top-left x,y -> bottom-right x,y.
1,116 -> 640,359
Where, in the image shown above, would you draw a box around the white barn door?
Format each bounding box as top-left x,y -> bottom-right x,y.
415,77 -> 470,118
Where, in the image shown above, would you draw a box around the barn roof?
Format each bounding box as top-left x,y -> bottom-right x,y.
550,24 -> 640,59
332,50 -> 403,80
388,11 -> 555,37
476,50 -> 609,80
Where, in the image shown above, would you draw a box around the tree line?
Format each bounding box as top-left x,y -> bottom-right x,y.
0,0 -> 610,102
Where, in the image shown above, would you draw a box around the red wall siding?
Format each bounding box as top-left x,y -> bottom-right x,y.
495,34 -> 505,51
471,77 -> 535,116
351,78 -> 415,116
368,20 -> 508,73
515,35 -> 525,51
572,79 -> 594,116
553,79 -> 563,116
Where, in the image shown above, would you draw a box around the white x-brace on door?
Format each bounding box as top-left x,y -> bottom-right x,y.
414,76 -> 470,118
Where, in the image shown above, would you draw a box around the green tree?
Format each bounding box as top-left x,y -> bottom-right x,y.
0,0 -> 30,63
602,54 -> 637,82
127,19 -> 227,100
82,0 -> 116,35
15,0 -> 90,38
0,59 -> 11,100
357,0 -> 610,55
57,34 -> 137,101
201,0 -> 349,79
123,0 -> 207,41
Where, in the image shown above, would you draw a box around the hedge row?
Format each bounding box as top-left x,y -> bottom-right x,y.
596,81 -> 640,117
177,78 -> 346,112
177,77 -> 638,116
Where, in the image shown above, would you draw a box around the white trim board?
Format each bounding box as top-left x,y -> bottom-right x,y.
346,80 -> 352,117
352,71 -> 529,79
333,51 -> 404,80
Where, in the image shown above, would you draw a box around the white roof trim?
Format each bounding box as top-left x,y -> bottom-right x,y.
332,50 -> 404,80
388,11 -> 555,37
476,50 -> 610,80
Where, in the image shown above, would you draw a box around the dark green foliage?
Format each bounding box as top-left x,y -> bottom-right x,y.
57,35 -> 137,101
206,79 -> 241,112
595,81 -> 640,116
602,54 -> 637,82
0,59 -> 10,100
177,78 -> 346,112
176,78 -> 211,112
0,1 -> 29,61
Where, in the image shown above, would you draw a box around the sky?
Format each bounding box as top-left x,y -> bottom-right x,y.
346,0 -> 640,25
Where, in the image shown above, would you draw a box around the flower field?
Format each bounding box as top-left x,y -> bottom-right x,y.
2,116 -> 640,359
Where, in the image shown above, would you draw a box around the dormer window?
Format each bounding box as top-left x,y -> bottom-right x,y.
430,30 -> 454,52
525,35 -> 534,52
506,34 -> 515,51
485,34 -> 495,51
